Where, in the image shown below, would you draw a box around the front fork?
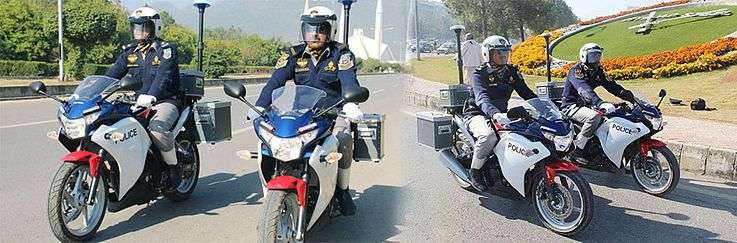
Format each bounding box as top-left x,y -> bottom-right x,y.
85,150 -> 105,205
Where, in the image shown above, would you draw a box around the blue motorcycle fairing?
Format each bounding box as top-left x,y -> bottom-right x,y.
254,111 -> 334,161
63,96 -> 102,119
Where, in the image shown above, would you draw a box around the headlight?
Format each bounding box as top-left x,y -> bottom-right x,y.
543,131 -> 573,152
258,124 -> 319,162
649,117 -> 663,130
60,115 -> 87,139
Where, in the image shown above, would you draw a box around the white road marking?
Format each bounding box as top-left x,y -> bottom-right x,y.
0,119 -> 57,129
374,89 -> 385,94
245,193 -> 259,200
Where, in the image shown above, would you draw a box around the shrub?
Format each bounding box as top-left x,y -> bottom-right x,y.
81,63 -> 110,76
0,60 -> 58,76
510,31 -> 563,69
358,58 -> 404,73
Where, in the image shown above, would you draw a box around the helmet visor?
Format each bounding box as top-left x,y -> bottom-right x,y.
301,22 -> 331,43
586,51 -> 603,64
130,22 -> 155,41
491,49 -> 511,65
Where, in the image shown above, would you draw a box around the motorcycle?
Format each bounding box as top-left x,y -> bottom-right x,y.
568,89 -> 679,196
439,98 -> 593,236
30,76 -> 201,241
223,82 -> 369,242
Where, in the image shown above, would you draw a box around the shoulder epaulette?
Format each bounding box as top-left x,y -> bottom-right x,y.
121,43 -> 135,51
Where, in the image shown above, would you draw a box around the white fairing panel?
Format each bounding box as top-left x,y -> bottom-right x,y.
595,117 -> 649,167
91,117 -> 151,199
306,135 -> 340,230
494,132 -> 551,195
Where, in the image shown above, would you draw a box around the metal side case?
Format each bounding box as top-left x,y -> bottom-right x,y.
416,111 -> 453,150
353,113 -> 385,162
438,84 -> 470,108
193,101 -> 232,144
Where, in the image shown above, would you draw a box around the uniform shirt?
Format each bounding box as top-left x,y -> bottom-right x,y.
561,62 -> 627,108
460,40 -> 483,67
255,41 -> 361,110
463,63 -> 537,118
106,39 -> 180,101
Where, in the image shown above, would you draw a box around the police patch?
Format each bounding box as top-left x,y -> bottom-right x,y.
325,61 -> 336,72
338,53 -> 354,71
274,53 -> 289,69
127,54 -> 138,63
296,58 -> 308,69
162,48 -> 172,60
574,68 -> 585,79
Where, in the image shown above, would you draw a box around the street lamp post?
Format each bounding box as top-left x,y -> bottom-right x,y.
414,0 -> 420,61
58,0 -> 64,81
541,31 -> 552,83
338,0 -> 357,47
193,0 -> 212,72
450,25 -> 465,85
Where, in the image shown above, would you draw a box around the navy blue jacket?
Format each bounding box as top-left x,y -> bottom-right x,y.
255,41 -> 361,110
106,39 -> 180,101
463,63 -> 537,118
561,62 -> 629,108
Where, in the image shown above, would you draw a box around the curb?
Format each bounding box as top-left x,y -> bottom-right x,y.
404,76 -> 737,181
0,72 -> 395,101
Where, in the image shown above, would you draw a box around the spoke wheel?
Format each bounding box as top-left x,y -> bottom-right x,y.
632,147 -> 680,196
47,163 -> 107,242
533,171 -> 592,236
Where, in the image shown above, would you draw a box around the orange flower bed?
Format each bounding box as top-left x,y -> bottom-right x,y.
578,0 -> 690,26
510,31 -> 563,69
602,38 -> 737,70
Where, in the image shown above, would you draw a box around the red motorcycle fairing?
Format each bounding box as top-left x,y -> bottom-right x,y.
61,151 -> 101,177
266,175 -> 307,206
639,139 -> 667,156
545,160 -> 579,186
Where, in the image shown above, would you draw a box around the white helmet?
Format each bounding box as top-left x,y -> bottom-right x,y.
301,6 -> 338,43
579,43 -> 604,64
128,6 -> 161,42
481,35 -> 512,64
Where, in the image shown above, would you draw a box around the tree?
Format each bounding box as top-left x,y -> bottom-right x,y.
0,0 -> 57,61
162,25 -> 197,65
63,0 -> 124,78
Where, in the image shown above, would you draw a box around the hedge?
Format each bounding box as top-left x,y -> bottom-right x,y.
0,60 -> 58,76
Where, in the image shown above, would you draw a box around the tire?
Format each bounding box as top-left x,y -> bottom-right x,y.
632,147 -> 680,196
259,190 -> 301,243
532,171 -> 593,236
165,139 -> 200,202
47,163 -> 107,242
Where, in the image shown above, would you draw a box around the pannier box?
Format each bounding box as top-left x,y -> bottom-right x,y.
438,84 -> 470,108
353,113 -> 385,162
193,101 -> 232,144
416,111 -> 453,150
179,70 -> 205,99
535,81 -> 565,102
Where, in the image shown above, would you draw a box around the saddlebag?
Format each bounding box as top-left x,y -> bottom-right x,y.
438,85 -> 470,108
353,113 -> 385,162
179,70 -> 205,99
192,101 -> 232,144
535,81 -> 565,106
416,111 -> 453,150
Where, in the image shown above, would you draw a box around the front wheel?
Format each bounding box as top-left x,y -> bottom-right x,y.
259,190 -> 301,243
632,147 -> 680,196
533,171 -> 593,236
47,163 -> 107,242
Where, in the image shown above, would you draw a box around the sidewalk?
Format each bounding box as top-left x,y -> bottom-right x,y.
404,76 -> 737,181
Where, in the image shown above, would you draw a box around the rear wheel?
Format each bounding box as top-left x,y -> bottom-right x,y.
47,163 -> 107,242
632,147 -> 679,196
533,171 -> 592,236
165,139 -> 200,202
259,190 -> 301,243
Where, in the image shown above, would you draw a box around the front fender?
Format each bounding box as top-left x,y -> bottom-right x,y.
545,159 -> 578,186
639,138 -> 667,156
61,151 -> 101,177
266,175 -> 307,206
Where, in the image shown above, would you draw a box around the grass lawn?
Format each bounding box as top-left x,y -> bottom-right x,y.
410,56 -> 737,124
553,5 -> 737,60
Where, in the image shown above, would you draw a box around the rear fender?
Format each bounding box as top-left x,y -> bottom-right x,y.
266,175 -> 307,206
61,151 -> 101,177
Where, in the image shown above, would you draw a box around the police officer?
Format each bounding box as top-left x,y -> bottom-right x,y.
561,43 -> 635,153
464,35 -> 537,191
105,6 -> 183,189
252,6 -> 363,215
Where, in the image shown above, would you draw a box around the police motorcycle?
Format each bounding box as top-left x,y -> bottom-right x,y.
440,98 -> 593,236
568,89 -> 679,196
223,82 -> 369,242
29,76 -> 201,242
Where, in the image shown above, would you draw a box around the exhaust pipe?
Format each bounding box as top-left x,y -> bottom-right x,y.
439,149 -> 470,182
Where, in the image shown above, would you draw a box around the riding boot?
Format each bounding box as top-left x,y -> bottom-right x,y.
469,168 -> 488,191
165,164 -> 182,192
336,187 -> 356,216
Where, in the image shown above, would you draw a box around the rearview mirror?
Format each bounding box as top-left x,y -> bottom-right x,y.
343,87 -> 369,103
658,89 -> 667,98
223,81 -> 246,98
119,76 -> 142,91
507,106 -> 530,120
29,81 -> 47,94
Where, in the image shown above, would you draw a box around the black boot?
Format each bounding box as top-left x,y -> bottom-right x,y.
165,164 -> 182,192
469,168 -> 488,191
336,188 -> 356,216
